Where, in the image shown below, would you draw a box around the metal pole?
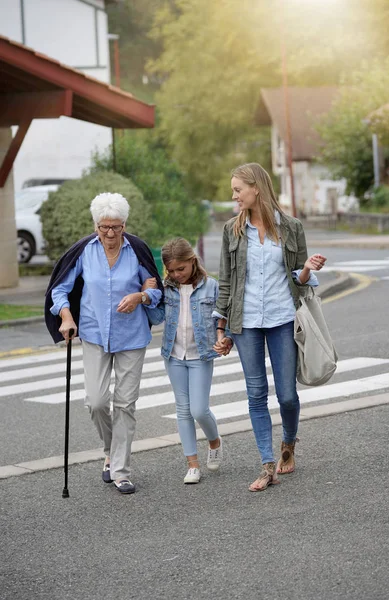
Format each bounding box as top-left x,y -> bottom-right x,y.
108,34 -> 121,171
280,5 -> 297,218
112,127 -> 117,172
113,38 -> 121,88
197,234 -> 204,263
372,133 -> 380,188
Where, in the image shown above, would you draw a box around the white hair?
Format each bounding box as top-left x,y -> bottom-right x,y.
90,192 -> 130,223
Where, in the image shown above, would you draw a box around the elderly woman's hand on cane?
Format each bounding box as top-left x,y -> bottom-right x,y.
59,308 -> 77,344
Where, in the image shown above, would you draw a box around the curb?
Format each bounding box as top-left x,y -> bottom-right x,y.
316,272 -> 355,300
309,239 -> 389,250
1,393 -> 388,480
0,315 -> 44,328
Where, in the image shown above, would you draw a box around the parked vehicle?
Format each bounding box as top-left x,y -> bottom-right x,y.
15,185 -> 59,263
22,178 -> 70,189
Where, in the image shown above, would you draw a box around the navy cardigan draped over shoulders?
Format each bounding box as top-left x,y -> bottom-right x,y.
44,232 -> 164,343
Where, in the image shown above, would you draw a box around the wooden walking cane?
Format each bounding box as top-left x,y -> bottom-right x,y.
62,328 -> 74,498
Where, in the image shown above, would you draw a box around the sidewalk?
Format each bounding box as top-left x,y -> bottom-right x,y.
1,405 -> 388,600
305,229 -> 389,249
0,274 -> 50,307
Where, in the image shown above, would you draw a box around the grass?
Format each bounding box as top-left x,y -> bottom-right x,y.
19,264 -> 53,277
333,223 -> 389,235
0,304 -> 43,321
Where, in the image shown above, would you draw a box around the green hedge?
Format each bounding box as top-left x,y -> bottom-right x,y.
40,171 -> 150,261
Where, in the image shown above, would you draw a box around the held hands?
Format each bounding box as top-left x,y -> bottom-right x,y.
213,336 -> 233,356
305,253 -> 327,271
117,293 -> 142,313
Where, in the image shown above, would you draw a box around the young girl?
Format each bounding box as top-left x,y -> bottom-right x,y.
147,238 -> 232,484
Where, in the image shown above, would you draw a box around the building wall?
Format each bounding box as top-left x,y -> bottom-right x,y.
0,0 -> 112,190
270,126 -> 357,215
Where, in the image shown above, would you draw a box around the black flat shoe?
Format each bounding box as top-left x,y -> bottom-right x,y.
114,479 -> 135,494
102,463 -> 113,484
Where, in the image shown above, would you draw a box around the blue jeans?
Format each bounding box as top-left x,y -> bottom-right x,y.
232,321 -> 299,464
165,357 -> 219,456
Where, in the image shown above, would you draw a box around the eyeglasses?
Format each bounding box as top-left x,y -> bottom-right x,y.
97,224 -> 124,233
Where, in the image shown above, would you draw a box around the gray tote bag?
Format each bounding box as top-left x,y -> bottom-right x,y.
294,287 -> 338,386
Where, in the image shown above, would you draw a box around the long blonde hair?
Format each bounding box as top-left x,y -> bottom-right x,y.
161,238 -> 207,288
231,163 -> 284,242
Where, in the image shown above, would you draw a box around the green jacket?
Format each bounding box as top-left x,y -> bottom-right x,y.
215,213 -> 309,334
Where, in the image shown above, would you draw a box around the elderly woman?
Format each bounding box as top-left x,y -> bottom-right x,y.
45,193 -> 163,494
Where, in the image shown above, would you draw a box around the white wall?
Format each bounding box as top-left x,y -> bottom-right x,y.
0,0 -> 23,41
270,127 -> 357,215
0,0 -> 112,190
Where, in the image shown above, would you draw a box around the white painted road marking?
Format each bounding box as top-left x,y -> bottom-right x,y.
164,372 -> 389,420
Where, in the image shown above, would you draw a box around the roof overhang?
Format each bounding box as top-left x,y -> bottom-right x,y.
257,87 -> 339,161
0,35 -> 155,187
0,35 -> 154,129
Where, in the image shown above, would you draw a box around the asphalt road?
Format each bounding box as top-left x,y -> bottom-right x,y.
1,406 -> 389,600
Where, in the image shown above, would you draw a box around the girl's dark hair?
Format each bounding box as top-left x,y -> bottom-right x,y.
161,238 -> 207,287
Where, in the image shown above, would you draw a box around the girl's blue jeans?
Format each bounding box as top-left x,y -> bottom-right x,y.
164,357 -> 219,457
232,320 -> 299,465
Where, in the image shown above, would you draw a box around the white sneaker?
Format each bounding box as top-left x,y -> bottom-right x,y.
207,436 -> 223,471
184,468 -> 201,484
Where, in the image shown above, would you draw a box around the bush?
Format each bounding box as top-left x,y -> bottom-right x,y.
92,130 -> 208,248
363,185 -> 389,213
40,171 -> 150,261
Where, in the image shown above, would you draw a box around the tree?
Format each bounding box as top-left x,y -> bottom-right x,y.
146,0 -> 389,199
92,130 -> 208,247
106,0 -> 389,199
315,59 -> 389,200
148,0 -> 279,199
106,0 -> 165,102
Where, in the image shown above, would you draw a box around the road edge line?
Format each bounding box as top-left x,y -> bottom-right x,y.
1,393 -> 388,480
322,272 -> 375,304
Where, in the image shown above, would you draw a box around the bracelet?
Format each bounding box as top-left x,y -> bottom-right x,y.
216,327 -> 226,332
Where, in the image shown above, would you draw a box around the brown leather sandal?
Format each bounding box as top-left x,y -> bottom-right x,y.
249,462 -> 281,492
276,439 -> 299,474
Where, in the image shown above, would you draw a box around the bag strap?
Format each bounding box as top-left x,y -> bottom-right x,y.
297,285 -> 315,304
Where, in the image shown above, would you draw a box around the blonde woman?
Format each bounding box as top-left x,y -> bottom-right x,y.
214,163 -> 326,492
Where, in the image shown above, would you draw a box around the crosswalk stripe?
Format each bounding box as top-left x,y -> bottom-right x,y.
163,372 -> 389,420
0,349 -> 240,384
0,345 -> 164,370
6,356 -> 389,405
138,360 -> 389,413
323,266 -> 385,272
21,355 -> 243,404
330,260 -> 389,266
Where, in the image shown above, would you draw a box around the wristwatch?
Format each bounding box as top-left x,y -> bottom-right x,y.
140,292 -> 147,304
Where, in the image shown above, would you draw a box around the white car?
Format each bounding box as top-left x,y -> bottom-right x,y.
15,185 -> 59,263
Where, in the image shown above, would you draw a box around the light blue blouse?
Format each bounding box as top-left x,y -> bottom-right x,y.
242,218 -> 318,328
50,236 -> 162,353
